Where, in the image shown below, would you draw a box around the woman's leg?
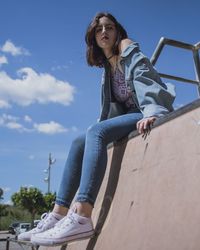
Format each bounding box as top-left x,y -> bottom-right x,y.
30,113 -> 143,246
19,133 -> 87,242
54,133 -> 86,212
76,112 -> 143,209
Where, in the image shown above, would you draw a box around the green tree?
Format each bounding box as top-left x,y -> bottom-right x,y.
11,187 -> 46,228
43,192 -> 56,212
0,204 -> 9,230
0,204 -> 8,217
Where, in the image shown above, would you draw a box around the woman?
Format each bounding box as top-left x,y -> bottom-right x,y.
18,12 -> 175,246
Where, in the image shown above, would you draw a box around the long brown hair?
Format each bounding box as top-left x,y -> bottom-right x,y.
85,12 -> 128,67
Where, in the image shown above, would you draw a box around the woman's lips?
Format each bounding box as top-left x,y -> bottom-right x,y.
101,35 -> 109,41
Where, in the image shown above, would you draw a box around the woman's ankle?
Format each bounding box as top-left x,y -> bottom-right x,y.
73,202 -> 93,218
53,204 -> 69,216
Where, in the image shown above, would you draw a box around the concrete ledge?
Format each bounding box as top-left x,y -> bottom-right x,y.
107,98 -> 200,149
66,98 -> 200,250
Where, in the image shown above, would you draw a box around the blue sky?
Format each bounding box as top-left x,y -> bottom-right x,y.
0,0 -> 199,204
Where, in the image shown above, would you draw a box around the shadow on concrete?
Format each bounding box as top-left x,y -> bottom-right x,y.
86,138 -> 128,250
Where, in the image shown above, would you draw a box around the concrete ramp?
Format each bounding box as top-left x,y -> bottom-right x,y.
40,99 -> 200,250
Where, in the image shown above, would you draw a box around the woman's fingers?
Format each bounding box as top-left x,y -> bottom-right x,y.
136,120 -> 143,134
138,120 -> 146,134
137,117 -> 156,135
143,119 -> 149,131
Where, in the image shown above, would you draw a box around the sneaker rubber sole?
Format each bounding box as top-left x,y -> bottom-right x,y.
31,229 -> 95,246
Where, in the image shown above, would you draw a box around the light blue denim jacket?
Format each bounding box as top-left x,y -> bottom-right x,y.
99,42 -> 176,122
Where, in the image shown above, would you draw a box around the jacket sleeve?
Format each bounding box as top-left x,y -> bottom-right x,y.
132,54 -> 176,118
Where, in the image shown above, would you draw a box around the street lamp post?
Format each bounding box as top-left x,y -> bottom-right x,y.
0,188 -> 3,230
44,153 -> 56,193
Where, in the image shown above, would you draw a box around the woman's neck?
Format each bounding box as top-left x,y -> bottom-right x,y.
103,48 -> 112,59
103,49 -> 121,72
108,55 -> 117,69
108,55 -> 124,74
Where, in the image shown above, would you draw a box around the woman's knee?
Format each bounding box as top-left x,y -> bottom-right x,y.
86,122 -> 106,138
71,134 -> 86,149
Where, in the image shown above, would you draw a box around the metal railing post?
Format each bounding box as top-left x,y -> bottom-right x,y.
193,50 -> 200,96
150,37 -> 200,97
6,237 -> 10,250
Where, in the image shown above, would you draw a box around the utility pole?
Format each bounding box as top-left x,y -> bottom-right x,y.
44,153 -> 56,193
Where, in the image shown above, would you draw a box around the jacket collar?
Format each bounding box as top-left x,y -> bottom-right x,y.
120,42 -> 139,58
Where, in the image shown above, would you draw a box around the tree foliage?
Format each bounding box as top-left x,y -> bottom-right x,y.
0,204 -> 9,230
0,204 -> 9,217
11,187 -> 46,227
43,192 -> 56,212
11,187 -> 56,228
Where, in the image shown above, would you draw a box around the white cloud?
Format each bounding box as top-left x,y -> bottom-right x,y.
0,114 -> 28,132
0,113 -> 19,123
24,115 -> 32,123
0,113 -> 71,135
1,40 -> 30,56
6,121 -> 24,130
21,185 -> 34,189
0,55 -> 8,65
33,121 -> 68,135
0,99 -> 11,108
0,67 -> 75,108
51,65 -> 69,71
29,155 -> 35,160
3,187 -> 11,193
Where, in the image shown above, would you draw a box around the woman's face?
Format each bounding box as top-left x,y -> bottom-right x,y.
95,16 -> 117,54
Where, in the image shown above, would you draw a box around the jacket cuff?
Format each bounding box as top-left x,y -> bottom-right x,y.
142,104 -> 170,118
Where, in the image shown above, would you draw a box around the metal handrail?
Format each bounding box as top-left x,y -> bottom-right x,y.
150,37 -> 200,95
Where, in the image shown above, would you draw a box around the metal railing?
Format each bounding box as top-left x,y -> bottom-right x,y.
150,37 -> 200,95
2,237 -> 67,250
0,237 -> 9,250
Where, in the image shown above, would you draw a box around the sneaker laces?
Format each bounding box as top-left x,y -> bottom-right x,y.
43,214 -> 77,237
56,213 -> 77,229
35,212 -> 51,230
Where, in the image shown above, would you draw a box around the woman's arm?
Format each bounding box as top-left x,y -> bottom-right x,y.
133,57 -> 175,118
120,41 -> 176,135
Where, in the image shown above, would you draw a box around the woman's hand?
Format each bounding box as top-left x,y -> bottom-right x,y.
136,117 -> 157,138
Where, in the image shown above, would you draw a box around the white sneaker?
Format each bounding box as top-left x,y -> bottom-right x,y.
31,209 -> 94,246
18,212 -> 62,241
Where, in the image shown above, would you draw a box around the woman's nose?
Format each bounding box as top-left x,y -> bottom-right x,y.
102,26 -> 106,33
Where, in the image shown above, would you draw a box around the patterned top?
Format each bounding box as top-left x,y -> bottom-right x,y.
111,65 -> 136,109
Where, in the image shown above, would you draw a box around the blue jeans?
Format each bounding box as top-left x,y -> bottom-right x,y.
55,112 -> 143,208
